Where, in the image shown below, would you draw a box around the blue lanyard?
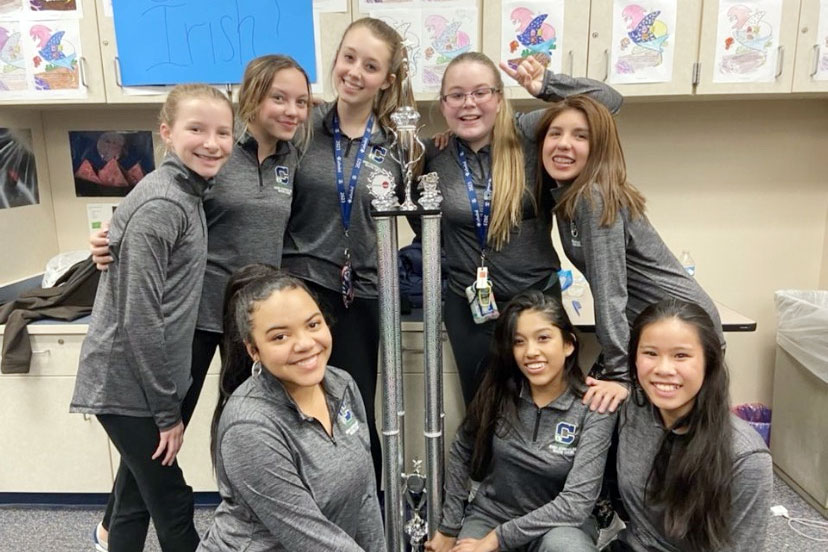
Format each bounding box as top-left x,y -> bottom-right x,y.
332,112 -> 374,233
457,144 -> 492,256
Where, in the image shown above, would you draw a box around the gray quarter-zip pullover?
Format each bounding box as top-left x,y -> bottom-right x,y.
198,366 -> 385,552
550,183 -> 723,380
282,101 -> 403,298
197,134 -> 298,332
70,154 -> 210,429
439,384 -> 616,550
616,399 -> 772,551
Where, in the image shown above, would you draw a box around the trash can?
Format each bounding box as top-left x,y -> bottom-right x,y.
771,290 -> 828,517
732,403 -> 771,446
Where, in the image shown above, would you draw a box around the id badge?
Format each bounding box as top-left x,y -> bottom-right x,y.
340,260 -> 355,308
465,274 -> 499,324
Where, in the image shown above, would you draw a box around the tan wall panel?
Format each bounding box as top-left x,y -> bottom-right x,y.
0,110 -> 58,284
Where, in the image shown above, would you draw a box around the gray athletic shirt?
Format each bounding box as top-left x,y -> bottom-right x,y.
70,154 -> 209,429
616,400 -> 772,551
198,366 -> 384,552
197,134 -> 298,332
282,101 -> 403,298
425,70 -> 623,300
550,184 -> 723,380
439,384 -> 616,550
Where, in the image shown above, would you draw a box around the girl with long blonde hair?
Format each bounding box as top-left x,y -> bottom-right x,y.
429,53 -> 622,406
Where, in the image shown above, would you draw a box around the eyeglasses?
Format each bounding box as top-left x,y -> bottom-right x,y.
440,87 -> 500,107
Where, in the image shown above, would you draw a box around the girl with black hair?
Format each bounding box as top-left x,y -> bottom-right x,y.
426,290 -> 616,552
614,298 -> 772,551
198,264 -> 384,552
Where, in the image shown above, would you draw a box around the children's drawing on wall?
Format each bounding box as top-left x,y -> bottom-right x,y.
501,2 -> 564,77
69,130 -> 155,198
610,0 -> 676,84
422,7 -> 477,89
360,0 -> 415,10
713,0 -> 783,83
0,23 -> 26,91
817,0 -> 828,80
0,128 -> 39,210
370,9 -> 422,90
25,21 -> 80,90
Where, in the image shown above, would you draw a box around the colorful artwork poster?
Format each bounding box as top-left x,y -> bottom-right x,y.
370,9 -> 423,91
713,0 -> 783,83
817,0 -> 828,80
501,1 -> 565,80
0,128 -> 39,210
69,130 -> 155,197
0,0 -> 24,19
28,0 -> 81,19
609,0 -> 676,84
24,19 -> 81,91
0,21 -> 26,91
421,6 -> 478,90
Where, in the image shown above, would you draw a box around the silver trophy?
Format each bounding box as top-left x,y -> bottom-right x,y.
417,172 -> 442,210
366,164 -> 399,211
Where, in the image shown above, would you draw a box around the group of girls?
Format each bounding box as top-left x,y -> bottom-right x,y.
71,14 -> 771,552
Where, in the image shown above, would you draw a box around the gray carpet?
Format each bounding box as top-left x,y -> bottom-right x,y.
0,474 -> 824,551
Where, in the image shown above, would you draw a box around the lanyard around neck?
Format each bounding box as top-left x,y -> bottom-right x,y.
332,112 -> 375,234
457,143 -> 492,255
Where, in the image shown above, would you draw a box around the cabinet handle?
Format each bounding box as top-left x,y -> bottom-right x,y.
774,45 -> 784,79
568,50 -> 574,77
82,414 -> 91,422
79,56 -> 88,87
114,56 -> 123,88
602,49 -> 609,82
31,349 -> 51,355
811,44 -> 820,78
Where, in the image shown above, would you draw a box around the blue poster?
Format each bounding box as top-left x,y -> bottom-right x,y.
112,0 -> 316,86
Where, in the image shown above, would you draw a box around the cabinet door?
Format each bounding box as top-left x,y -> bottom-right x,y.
587,0 -> 702,96
0,0 -> 106,106
0,376 -> 113,492
792,0 -> 828,91
696,0 -> 800,94
483,0 -> 590,101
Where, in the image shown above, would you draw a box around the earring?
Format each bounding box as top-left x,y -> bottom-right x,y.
251,360 -> 262,377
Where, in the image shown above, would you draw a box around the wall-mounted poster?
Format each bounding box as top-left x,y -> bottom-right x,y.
610,0 -> 677,84
817,0 -> 828,80
0,22 -> 26,91
25,20 -> 81,91
713,0 -> 783,83
69,130 -> 155,197
0,127 -> 39,209
501,1 -> 565,78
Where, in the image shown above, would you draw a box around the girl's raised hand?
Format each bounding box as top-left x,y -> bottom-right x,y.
499,56 -> 546,96
432,129 -> 453,151
583,377 -> 629,413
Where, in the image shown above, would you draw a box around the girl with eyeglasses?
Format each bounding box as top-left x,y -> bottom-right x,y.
427,53 -> 622,409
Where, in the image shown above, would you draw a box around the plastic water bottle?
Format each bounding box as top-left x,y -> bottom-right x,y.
679,250 -> 696,277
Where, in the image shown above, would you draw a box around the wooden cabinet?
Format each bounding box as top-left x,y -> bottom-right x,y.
483,0 -> 591,101
0,326 -> 114,492
696,0 -> 801,95
587,0 -> 703,97
792,0 -> 828,92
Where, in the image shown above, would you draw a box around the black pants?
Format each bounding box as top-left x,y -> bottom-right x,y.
307,281 -> 382,488
102,329 -> 222,533
444,279 -> 562,406
97,414 -> 200,552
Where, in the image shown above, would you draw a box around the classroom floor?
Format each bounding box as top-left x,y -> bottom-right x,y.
0,473 -> 824,551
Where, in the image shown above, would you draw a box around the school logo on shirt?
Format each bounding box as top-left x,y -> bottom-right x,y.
338,403 -> 360,435
369,145 -> 387,164
554,422 -> 577,445
570,222 -> 581,248
273,166 -> 292,196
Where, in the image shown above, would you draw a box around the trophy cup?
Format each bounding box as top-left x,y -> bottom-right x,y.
372,39 -> 444,552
